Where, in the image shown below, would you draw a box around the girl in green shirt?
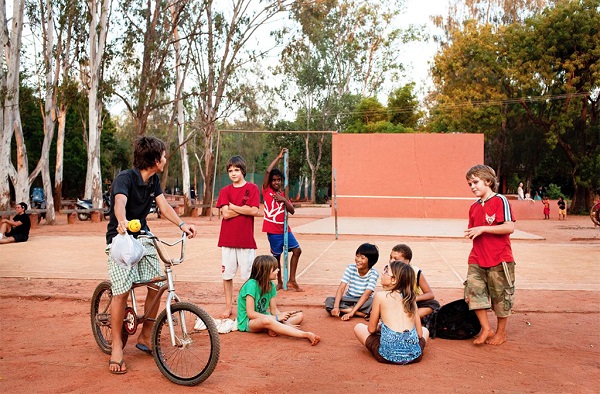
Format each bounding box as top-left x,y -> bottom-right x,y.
237,255 -> 320,345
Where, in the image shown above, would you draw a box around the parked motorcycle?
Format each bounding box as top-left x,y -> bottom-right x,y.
30,187 -> 46,223
149,198 -> 161,218
76,191 -> 111,221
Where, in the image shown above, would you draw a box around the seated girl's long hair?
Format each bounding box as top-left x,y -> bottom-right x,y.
249,255 -> 279,296
388,261 -> 417,317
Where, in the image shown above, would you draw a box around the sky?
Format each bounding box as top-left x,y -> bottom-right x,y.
397,0 -> 448,99
251,0 -> 449,118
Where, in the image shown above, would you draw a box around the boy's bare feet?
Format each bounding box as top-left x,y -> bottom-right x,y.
219,307 -> 233,319
485,332 -> 506,345
473,328 -> 495,345
307,332 -> 320,346
268,329 -> 278,337
288,281 -> 304,292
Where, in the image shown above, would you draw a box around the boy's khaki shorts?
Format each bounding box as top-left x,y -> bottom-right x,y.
464,262 -> 515,318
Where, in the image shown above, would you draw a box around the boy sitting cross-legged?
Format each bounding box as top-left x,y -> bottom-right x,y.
325,243 -> 380,321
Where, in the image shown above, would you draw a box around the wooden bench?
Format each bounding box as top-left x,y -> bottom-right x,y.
0,209 -> 47,229
64,208 -> 108,223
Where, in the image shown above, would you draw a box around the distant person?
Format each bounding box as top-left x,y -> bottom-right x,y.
237,255 -> 319,345
216,155 -> 260,319
262,148 -> 303,291
464,164 -> 516,346
389,244 -> 440,322
354,261 -> 428,364
517,182 -> 525,200
542,196 -> 550,220
0,202 -> 31,244
534,186 -> 543,201
557,197 -> 567,220
325,243 -> 380,321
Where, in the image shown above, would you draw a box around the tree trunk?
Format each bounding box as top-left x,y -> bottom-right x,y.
86,0 -> 110,208
200,123 -> 216,216
0,0 -> 26,210
54,105 -> 67,212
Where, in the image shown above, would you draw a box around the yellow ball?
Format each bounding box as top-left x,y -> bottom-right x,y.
128,219 -> 141,233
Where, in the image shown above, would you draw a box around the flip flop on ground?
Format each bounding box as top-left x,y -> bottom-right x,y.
135,343 -> 152,355
108,359 -> 127,374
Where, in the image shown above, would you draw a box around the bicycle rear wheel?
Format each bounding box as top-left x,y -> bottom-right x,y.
591,203 -> 600,226
90,281 -> 128,354
152,302 -> 220,386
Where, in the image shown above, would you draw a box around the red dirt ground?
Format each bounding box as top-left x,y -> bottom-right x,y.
1,214 -> 599,393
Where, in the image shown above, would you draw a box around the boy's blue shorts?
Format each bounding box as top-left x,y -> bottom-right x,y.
267,232 -> 300,257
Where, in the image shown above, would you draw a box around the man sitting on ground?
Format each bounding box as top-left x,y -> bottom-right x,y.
0,202 -> 31,244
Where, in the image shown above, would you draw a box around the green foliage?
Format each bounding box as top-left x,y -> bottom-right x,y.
428,0 -> 599,210
387,83 -> 422,128
545,184 -> 562,200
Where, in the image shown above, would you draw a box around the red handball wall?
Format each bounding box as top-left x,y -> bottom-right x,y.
332,133 -> 484,218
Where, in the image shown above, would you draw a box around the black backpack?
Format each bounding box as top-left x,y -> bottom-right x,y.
426,299 -> 481,339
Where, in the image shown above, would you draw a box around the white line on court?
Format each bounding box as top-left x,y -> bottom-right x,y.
429,242 -> 465,285
297,240 -> 337,279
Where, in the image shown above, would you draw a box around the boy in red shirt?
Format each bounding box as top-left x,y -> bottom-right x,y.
262,148 -> 303,291
464,164 -> 516,346
217,155 -> 260,318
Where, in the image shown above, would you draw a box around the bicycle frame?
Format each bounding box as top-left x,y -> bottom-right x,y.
128,232 -> 188,347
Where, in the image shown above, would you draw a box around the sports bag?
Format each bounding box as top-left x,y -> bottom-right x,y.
427,299 -> 481,339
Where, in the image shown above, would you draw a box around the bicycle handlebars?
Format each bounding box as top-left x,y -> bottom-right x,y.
138,231 -> 187,266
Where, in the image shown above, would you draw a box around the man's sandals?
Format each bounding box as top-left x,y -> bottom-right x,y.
109,359 -> 127,374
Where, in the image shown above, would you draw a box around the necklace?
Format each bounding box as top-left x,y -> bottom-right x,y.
481,193 -> 496,207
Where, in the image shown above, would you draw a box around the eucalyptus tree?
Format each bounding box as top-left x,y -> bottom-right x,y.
185,0 -> 293,216
0,0 -> 26,210
83,0 -> 111,207
114,0 -> 187,136
26,0 -> 84,222
277,0 -> 417,202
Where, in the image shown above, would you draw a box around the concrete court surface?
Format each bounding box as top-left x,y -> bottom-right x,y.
1,208 -> 599,293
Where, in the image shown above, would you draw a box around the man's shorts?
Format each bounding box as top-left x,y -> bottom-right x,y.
464,262 -> 515,318
267,232 -> 300,257
559,208 -> 567,216
6,231 -> 27,243
365,332 -> 426,364
106,238 -> 163,295
221,247 -> 255,280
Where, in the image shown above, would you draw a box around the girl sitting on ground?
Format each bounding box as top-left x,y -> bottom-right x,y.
354,260 -> 428,364
237,255 -> 320,345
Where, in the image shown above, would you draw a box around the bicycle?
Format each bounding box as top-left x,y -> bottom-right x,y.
591,200 -> 600,226
91,231 -> 220,386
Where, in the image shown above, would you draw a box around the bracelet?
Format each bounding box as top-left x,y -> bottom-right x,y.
178,222 -> 185,229
275,316 -> 279,322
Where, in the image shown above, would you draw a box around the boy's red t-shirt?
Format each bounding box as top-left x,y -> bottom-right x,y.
216,182 -> 259,249
262,185 -> 291,234
467,194 -> 515,268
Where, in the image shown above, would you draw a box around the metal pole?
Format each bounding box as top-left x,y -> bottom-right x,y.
209,130 -> 221,221
283,150 -> 289,290
333,169 -> 338,240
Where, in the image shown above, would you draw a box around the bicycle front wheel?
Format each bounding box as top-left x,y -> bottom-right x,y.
90,281 -> 128,354
152,302 -> 220,386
